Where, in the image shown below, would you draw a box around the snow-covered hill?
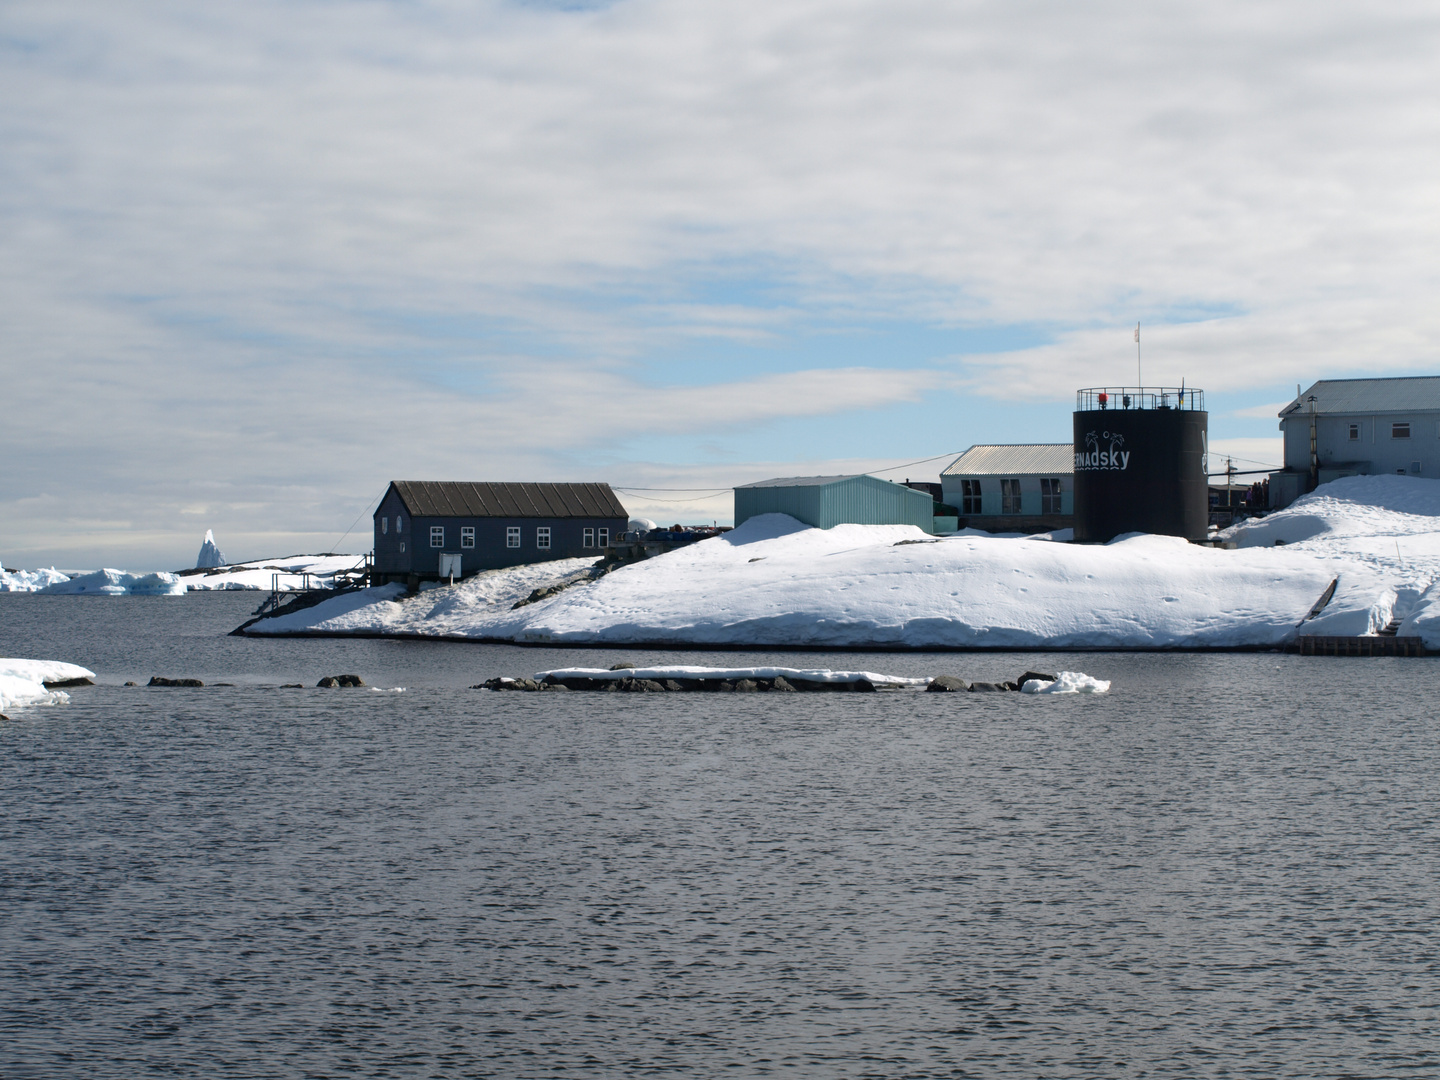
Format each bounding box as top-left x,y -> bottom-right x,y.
245,475 -> 1440,648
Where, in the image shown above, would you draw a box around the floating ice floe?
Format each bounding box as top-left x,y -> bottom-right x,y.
1020,671 -> 1111,694
535,665 -> 931,687
0,659 -> 95,713
41,569 -> 186,596
0,565 -> 72,592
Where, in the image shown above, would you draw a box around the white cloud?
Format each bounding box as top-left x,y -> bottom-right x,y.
1232,401 -> 1294,420
4,0 -> 1439,563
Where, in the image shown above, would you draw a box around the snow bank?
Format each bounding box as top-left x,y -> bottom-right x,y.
181,554 -> 368,591
246,583 -> 408,634
0,659 -> 93,713
0,566 -> 71,592
534,665 -> 930,686
1221,474 -> 1440,581
244,557 -> 599,635
195,530 -> 226,569
242,515 -> 1347,648
41,569 -> 186,596
1021,671 -> 1110,694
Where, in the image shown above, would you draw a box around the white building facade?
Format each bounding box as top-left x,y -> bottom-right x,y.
1272,377 -> 1440,507
940,444 -> 1074,533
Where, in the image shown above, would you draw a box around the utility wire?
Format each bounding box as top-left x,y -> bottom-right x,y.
612,487 -> 732,494
328,491 -> 384,556
865,451 -> 964,475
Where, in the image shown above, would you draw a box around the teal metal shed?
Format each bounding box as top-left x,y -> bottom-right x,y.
733,474 -> 935,532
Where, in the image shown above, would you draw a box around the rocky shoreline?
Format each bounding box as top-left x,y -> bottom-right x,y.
475,665 -> 1062,693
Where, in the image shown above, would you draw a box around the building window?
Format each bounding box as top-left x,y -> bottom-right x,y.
1040,477 -> 1063,514
536,527 -> 551,550
960,479 -> 982,515
1349,423 -> 1360,441
397,516 -> 404,532
598,528 -> 609,547
583,527 -> 595,548
1393,422 -> 1411,439
507,527 -> 521,548
1001,478 -> 1022,515
381,517 -> 388,534
399,542 -> 405,553
461,526 -> 475,548
430,526 -> 445,548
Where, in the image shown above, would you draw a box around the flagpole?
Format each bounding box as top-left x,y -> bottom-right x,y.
1135,322 -> 1141,388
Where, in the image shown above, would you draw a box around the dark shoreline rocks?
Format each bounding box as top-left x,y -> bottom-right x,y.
317,674 -> 366,688
473,670 -> 1058,693
148,677 -> 204,687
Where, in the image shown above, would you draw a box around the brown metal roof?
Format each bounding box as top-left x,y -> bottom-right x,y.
385,481 -> 628,519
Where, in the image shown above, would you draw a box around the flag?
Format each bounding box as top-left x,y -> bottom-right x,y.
1134,323 -> 1140,343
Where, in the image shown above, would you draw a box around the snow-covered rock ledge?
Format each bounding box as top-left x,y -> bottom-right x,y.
473,665 -> 1110,693
237,477 -> 1440,651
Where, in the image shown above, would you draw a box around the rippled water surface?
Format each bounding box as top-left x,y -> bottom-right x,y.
2,594 -> 1438,1077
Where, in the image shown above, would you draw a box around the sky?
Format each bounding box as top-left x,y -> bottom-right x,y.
3,0 -> 1439,569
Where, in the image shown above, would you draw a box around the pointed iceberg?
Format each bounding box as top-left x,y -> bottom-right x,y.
195,530 -> 227,569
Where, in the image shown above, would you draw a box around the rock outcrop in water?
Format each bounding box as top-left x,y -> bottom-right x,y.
473,668 -> 1063,693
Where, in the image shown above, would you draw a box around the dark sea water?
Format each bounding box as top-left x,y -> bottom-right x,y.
2,593 -> 1438,1078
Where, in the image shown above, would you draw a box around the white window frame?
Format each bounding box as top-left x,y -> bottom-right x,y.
1000,478 -> 1022,515
1040,477 -> 1062,515
598,527 -> 609,547
399,542 -> 405,553
1348,423 -> 1360,441
381,517 -> 388,534
1393,422 -> 1411,439
536,526 -> 551,550
583,527 -> 595,548
397,516 -> 404,532
506,526 -> 521,549
460,526 -> 475,549
430,526 -> 445,548
960,479 -> 982,515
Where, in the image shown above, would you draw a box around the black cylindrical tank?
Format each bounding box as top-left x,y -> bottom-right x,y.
1073,388 -> 1208,542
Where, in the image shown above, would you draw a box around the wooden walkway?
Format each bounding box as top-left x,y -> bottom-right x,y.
1291,636 -> 1427,656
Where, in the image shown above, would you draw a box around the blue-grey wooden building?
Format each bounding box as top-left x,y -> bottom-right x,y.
1270,377 -> 1440,507
373,481 -> 629,584
733,474 -> 935,532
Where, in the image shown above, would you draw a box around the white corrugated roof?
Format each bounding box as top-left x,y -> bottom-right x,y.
1281,377 -> 1440,417
735,474 -> 863,489
941,444 -> 1073,477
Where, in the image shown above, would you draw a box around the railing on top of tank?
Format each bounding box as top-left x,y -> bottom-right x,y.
1075,387 -> 1205,412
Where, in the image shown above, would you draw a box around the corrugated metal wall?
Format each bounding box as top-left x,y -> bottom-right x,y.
736,477 -> 933,532
734,484 -> 824,528
819,477 -> 932,530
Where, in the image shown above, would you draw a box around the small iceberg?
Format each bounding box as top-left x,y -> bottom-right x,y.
195,529 -> 227,569
0,565 -> 71,592
41,569 -> 186,596
1020,671 -> 1111,694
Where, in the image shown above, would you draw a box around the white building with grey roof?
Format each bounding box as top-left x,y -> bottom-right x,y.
1272,376 -> 1440,507
940,444 -> 1074,534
